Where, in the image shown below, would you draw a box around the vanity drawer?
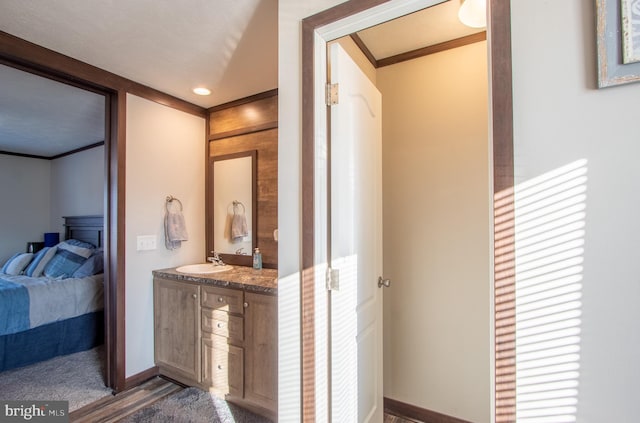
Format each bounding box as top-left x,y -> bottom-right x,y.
202,308 -> 244,342
202,335 -> 244,398
201,285 -> 244,314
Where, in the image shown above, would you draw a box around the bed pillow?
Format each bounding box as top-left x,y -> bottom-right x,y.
43,245 -> 91,279
1,253 -> 20,273
72,250 -> 104,278
1,252 -> 34,275
57,239 -> 94,259
24,246 -> 58,278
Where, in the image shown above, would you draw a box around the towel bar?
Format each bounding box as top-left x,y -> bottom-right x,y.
232,200 -> 246,215
165,195 -> 183,212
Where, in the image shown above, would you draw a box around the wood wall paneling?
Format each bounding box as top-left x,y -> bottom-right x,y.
209,94 -> 278,140
208,92 -> 278,268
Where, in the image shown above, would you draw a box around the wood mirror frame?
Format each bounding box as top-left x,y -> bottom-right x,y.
208,150 -> 258,266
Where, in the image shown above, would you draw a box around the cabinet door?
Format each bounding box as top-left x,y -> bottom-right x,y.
203,335 -> 244,398
154,277 -> 201,384
244,292 -> 277,413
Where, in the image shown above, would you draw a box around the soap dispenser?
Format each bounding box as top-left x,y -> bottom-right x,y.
253,247 -> 262,270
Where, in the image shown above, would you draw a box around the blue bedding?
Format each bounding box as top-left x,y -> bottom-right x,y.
0,277 -> 30,336
0,311 -> 104,371
0,273 -> 103,337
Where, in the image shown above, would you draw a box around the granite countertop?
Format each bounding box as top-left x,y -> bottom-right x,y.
153,265 -> 277,294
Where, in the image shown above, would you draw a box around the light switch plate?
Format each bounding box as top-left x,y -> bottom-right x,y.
137,235 -> 157,251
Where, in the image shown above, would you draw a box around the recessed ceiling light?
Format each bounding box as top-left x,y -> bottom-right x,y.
193,87 -> 211,96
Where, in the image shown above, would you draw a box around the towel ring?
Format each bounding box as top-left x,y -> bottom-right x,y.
166,195 -> 183,212
231,200 -> 245,215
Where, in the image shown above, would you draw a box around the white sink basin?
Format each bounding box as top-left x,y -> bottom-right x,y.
175,263 -> 233,274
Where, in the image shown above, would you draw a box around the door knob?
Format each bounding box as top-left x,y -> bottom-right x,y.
378,276 -> 391,288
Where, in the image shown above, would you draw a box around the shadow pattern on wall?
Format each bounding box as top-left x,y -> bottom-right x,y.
496,160 -> 586,423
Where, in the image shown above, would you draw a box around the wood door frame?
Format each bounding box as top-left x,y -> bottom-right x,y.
0,55 -> 124,391
1,31 -> 207,392
301,0 -> 514,421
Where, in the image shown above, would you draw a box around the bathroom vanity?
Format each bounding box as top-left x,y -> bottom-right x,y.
152,266 -> 277,420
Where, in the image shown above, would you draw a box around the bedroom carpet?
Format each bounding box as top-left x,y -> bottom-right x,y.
0,345 -> 112,411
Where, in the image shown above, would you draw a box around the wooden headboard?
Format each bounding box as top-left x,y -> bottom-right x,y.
63,215 -> 104,248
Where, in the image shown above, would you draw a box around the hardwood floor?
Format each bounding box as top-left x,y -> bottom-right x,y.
69,376 -> 182,422
69,375 -> 420,422
384,412 -> 423,423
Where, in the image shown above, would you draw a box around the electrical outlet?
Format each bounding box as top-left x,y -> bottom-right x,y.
137,235 -> 157,251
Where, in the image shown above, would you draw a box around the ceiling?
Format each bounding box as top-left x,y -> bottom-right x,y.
0,0 -> 483,157
0,64 -> 106,157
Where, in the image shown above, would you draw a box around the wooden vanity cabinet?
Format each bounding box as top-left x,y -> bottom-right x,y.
200,285 -> 244,398
244,291 -> 278,412
202,335 -> 244,397
153,277 -> 277,419
153,277 -> 201,385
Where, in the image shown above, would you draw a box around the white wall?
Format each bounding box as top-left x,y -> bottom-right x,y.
0,148 -> 103,264
278,1 -> 347,421
50,146 -> 104,236
378,41 -> 490,423
125,94 -> 205,377
0,155 -> 50,262
511,1 -> 640,421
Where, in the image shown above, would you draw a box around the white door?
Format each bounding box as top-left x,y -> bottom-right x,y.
329,42 -> 383,423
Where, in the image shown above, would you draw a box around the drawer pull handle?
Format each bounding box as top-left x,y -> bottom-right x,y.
243,302 -> 249,308
218,297 -> 225,303
217,323 -> 224,328
217,364 -> 223,370
192,294 -> 197,299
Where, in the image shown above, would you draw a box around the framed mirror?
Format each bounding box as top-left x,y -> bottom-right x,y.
208,150 -> 257,266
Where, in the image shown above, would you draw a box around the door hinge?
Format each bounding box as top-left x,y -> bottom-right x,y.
326,267 -> 340,291
326,83 -> 339,106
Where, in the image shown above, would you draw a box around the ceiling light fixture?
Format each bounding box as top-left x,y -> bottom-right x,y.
193,87 -> 211,96
458,0 -> 487,28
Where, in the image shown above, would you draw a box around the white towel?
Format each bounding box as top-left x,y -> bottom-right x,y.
231,213 -> 248,241
165,210 -> 188,250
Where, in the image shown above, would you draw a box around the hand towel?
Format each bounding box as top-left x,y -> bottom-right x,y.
231,213 -> 248,240
165,210 -> 188,250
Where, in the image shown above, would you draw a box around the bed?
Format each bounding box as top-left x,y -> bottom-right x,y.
0,216 -> 104,372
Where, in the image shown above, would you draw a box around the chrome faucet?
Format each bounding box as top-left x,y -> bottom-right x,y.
207,252 -> 225,266
235,247 -> 245,255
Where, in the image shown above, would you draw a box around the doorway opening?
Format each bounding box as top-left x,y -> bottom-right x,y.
0,57 -> 122,393
301,0 -> 514,421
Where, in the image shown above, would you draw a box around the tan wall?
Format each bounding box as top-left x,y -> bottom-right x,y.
378,41 -> 490,423
334,36 -> 377,85
125,94 -> 206,377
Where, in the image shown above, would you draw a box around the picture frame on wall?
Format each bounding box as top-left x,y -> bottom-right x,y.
597,0 -> 640,87
621,0 -> 640,63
